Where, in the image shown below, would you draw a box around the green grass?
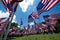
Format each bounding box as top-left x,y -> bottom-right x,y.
9,33 -> 60,40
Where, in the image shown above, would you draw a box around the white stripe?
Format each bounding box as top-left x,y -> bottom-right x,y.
6,0 -> 8,3
44,0 -> 47,4
47,0 -> 59,10
6,0 -> 9,3
44,0 -> 54,10
42,0 -> 45,3
41,0 -> 47,4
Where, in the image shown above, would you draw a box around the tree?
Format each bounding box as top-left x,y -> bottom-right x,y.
55,19 -> 60,33
10,22 -> 18,28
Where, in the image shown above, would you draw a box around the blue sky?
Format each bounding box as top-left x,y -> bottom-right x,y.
0,0 -> 60,28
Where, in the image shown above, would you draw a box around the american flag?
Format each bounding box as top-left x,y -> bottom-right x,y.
37,0 -> 48,11
37,0 -> 59,15
49,13 -> 60,19
28,14 -> 34,23
0,18 -> 8,23
2,0 -> 13,15
2,0 -> 23,16
20,18 -> 23,26
44,0 -> 59,11
28,12 -> 39,23
0,18 -> 8,35
31,12 -> 39,19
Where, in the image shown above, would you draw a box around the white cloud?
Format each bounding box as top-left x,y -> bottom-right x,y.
0,10 -> 17,23
12,15 -> 17,23
29,22 -> 34,26
19,0 -> 34,12
0,10 -> 9,18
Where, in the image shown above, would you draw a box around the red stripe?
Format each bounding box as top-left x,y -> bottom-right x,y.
2,0 -> 12,17
2,0 -> 7,10
2,0 -> 6,4
46,0 -> 59,11
42,0 -> 44,3
7,0 -> 9,3
41,0 -> 47,4
44,0 -> 54,11
43,0 -> 46,4
46,0 -> 54,10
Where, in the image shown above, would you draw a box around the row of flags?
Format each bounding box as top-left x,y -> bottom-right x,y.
28,0 -> 60,23
43,13 -> 60,19
1,0 -> 60,24
1,0 -> 60,25
0,0 -> 60,30
0,0 -> 60,40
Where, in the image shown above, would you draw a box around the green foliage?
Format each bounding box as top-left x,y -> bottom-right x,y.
55,19 -> 60,33
10,22 -> 18,28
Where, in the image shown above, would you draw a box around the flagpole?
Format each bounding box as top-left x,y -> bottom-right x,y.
1,0 -> 15,39
0,17 -> 10,40
3,12 -> 15,40
0,1 -> 10,40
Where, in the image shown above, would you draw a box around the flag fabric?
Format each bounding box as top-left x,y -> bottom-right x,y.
37,0 -> 59,15
43,15 -> 50,22
43,13 -> 60,19
20,18 -> 23,25
2,0 -> 23,15
28,12 -> 39,23
28,14 -> 34,23
49,13 -> 60,18
44,0 -> 59,11
0,18 -> 8,23
37,0 -> 59,12
2,0 -> 13,15
0,18 -> 8,35
59,0 -> 60,2
36,0 -> 48,12
2,0 -> 17,13
31,12 -> 39,19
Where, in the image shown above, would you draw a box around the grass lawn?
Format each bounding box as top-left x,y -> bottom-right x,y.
8,33 -> 60,40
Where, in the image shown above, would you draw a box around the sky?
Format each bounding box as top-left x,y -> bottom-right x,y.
0,0 -> 60,28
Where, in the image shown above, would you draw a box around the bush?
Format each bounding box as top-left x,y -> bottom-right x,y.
55,19 -> 60,33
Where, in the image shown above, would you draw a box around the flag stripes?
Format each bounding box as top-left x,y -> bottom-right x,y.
44,0 -> 59,11
41,0 -> 47,4
37,0 -> 60,16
